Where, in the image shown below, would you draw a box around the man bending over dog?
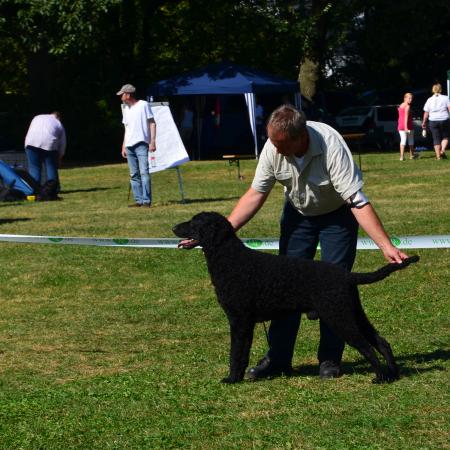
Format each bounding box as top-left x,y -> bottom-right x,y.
180,104 -> 409,380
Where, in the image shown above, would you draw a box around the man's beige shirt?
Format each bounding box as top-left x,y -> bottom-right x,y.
251,121 -> 363,216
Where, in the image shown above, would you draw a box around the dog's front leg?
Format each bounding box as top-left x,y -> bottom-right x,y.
221,317 -> 255,384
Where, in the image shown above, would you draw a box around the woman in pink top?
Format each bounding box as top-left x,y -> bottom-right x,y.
397,93 -> 416,160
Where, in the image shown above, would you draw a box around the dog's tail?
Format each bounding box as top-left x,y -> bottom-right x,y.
349,255 -> 419,285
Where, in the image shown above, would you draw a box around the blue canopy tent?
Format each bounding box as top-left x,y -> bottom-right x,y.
147,62 -> 301,158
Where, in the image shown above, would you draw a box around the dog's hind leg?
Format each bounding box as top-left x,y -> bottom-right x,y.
353,297 -> 400,380
222,317 -> 255,384
372,334 -> 399,380
345,336 -> 390,384
322,315 -> 393,383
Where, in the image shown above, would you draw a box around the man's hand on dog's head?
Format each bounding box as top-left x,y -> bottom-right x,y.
177,239 -> 199,249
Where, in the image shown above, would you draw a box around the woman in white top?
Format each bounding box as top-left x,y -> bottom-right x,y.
422,83 -> 450,160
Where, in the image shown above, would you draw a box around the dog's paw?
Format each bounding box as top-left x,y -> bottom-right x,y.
372,373 -> 398,384
221,376 -> 240,384
220,376 -> 242,384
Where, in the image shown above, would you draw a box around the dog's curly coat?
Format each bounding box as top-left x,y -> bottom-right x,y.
173,211 -> 419,384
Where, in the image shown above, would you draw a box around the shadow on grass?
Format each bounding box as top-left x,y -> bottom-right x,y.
159,196 -> 241,206
0,217 -> 31,225
0,202 -> 24,207
290,348 -> 449,379
60,187 -> 120,194
395,348 -> 449,377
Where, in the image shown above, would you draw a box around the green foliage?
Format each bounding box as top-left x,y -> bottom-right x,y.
149,1 -> 303,78
335,0 -> 450,89
0,0 -> 449,158
0,0 -> 121,55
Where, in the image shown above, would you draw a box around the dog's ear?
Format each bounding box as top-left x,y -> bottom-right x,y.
210,215 -> 234,243
191,212 -> 235,246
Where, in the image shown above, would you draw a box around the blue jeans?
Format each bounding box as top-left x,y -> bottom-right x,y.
25,146 -> 59,184
267,202 -> 359,366
126,142 -> 151,204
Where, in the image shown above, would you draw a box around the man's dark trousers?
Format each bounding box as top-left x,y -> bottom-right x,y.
267,201 -> 359,366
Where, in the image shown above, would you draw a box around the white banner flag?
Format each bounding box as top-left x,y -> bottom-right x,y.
149,105 -> 190,173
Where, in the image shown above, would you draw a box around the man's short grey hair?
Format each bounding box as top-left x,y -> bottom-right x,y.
267,104 -> 307,139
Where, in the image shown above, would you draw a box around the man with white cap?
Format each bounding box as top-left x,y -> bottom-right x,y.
117,83 -> 156,207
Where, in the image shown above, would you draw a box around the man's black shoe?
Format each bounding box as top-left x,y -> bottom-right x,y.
246,356 -> 292,380
319,360 -> 341,379
128,203 -> 142,208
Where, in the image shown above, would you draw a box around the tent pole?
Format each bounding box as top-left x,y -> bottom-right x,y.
195,96 -> 201,160
447,69 -> 450,96
295,92 -> 302,110
244,93 -> 258,158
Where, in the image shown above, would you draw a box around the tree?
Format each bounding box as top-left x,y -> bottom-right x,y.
1,0 -> 448,159
0,0 -> 122,105
348,0 -> 450,91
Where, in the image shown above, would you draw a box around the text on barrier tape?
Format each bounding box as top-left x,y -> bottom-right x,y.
0,234 -> 449,250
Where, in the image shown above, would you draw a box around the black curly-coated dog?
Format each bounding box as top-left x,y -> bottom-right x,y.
173,211 -> 419,384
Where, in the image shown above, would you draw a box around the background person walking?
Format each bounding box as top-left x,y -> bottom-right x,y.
117,84 -> 156,207
398,93 -> 416,161
422,83 -> 450,160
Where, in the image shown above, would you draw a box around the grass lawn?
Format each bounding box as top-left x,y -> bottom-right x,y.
0,150 -> 449,449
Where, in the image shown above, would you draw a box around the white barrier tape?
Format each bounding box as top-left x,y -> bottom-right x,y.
243,235 -> 450,250
0,234 -> 449,250
0,234 -> 176,249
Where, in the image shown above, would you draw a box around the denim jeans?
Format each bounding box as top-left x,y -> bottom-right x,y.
25,146 -> 59,184
126,142 -> 151,205
267,201 -> 359,366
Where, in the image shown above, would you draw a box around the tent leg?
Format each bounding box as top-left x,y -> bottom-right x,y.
175,167 -> 187,203
195,96 -> 203,160
244,92 -> 258,157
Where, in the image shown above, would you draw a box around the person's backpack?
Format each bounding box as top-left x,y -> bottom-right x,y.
0,160 -> 61,202
0,160 -> 35,201
14,167 -> 41,193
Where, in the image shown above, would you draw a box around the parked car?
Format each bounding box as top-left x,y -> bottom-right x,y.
335,105 -> 399,149
335,103 -> 431,150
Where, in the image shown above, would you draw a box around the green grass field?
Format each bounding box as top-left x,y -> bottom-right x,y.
0,151 -> 449,449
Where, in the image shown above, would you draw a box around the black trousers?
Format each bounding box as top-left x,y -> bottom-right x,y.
267,202 -> 359,366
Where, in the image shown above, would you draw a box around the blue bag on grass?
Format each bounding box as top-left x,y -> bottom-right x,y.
0,160 -> 35,199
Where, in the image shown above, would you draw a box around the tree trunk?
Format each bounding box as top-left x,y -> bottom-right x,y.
298,57 -> 319,102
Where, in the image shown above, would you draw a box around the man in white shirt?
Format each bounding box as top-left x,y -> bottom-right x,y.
117,84 -> 156,207
233,105 -> 410,380
24,112 -> 66,186
180,104 -> 409,380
